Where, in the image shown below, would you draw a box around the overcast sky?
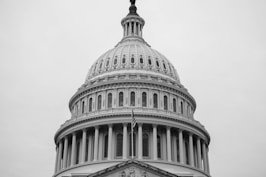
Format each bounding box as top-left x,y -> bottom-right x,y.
0,0 -> 266,177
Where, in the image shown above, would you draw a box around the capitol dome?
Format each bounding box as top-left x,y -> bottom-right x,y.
86,39 -> 181,84
53,1 -> 211,177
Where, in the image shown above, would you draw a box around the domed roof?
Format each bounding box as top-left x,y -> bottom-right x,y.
86,40 -> 180,84
85,2 -> 181,85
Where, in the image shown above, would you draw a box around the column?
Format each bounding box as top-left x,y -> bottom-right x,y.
123,123 -> 128,159
87,134 -> 92,162
63,137 -> 68,168
189,133 -> 194,167
93,126 -> 99,161
138,123 -> 143,159
70,133 -> 77,166
153,124 -> 157,160
98,133 -> 103,160
202,142 -> 208,173
57,140 -> 63,171
129,21 -> 132,36
173,135 -> 177,162
206,146 -> 210,174
197,137 -> 202,169
134,22 -> 137,35
108,124 -> 113,160
54,146 -> 59,173
179,129 -> 184,164
166,127 -> 171,162
124,24 -> 126,37
81,129 -> 87,163
125,23 -> 128,36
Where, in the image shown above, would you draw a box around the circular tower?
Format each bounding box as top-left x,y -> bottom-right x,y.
53,1 -> 211,177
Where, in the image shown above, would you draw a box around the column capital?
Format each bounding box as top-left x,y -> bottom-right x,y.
108,124 -> 113,128
138,123 -> 143,127
152,124 -> 157,128
123,123 -> 128,126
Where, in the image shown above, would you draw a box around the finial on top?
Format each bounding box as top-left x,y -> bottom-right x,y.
130,0 -> 136,5
129,0 -> 138,15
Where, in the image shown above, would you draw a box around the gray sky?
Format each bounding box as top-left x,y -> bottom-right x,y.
0,0 -> 265,177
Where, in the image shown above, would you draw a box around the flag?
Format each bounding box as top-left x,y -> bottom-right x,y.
131,110 -> 136,128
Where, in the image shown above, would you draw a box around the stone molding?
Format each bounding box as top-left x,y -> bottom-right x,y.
54,111 -> 210,145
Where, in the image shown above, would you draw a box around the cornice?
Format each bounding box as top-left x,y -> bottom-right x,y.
54,110 -> 210,144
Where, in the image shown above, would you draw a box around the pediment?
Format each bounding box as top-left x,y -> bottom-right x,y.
86,160 -> 179,177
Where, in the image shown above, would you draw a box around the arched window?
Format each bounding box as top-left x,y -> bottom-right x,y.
116,133 -> 123,157
157,135 -> 161,158
148,59 -> 152,65
173,98 -> 177,112
108,93 -> 112,108
89,98 -> 92,112
140,57 -> 143,64
81,101 -> 85,114
129,133 -> 136,157
153,93 -> 158,108
163,63 -> 166,69
114,57 -> 117,65
143,133 -> 149,157
122,56 -> 126,64
130,92 -> 135,106
97,95 -> 102,110
99,62 -> 103,69
119,92 -> 123,107
94,63 -> 97,72
131,56 -> 134,63
156,60 -> 159,67
164,96 -> 168,110
106,59 -> 109,67
142,92 -> 147,107
104,134 -> 108,158
181,101 -> 184,114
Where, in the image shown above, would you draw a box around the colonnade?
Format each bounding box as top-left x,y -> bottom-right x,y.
54,123 -> 210,174
123,20 -> 143,38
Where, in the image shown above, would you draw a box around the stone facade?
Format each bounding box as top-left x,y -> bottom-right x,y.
53,1 -> 211,177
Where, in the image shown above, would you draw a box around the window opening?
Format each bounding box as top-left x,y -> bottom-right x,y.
142,92 -> 147,107
98,95 -> 102,110
119,92 -> 124,107
89,98 -> 92,112
130,92 -> 135,106
173,98 -> 177,112
153,93 -> 158,108
108,93 -> 112,108
164,96 -> 168,110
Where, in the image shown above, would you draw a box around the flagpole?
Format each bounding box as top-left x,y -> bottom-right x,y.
131,119 -> 134,160
131,109 -> 136,160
